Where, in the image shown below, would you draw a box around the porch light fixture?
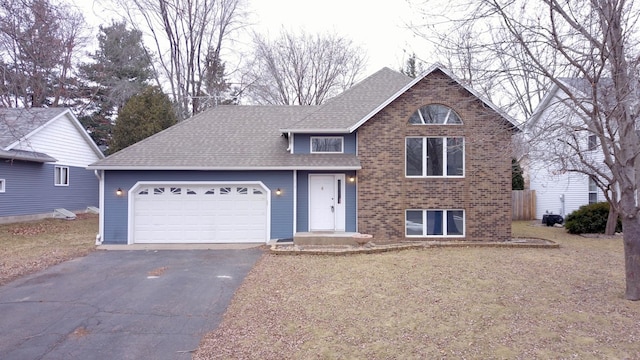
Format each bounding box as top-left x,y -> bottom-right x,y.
275,188 -> 282,196
349,176 -> 356,183
116,188 -> 124,197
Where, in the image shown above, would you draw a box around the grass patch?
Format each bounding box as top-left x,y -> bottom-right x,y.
195,221 -> 640,359
0,214 -> 98,285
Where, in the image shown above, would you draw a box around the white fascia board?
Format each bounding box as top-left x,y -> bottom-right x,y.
278,128 -> 351,134
87,165 -> 362,171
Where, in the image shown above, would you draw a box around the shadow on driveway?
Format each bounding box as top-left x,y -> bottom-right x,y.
0,249 -> 263,360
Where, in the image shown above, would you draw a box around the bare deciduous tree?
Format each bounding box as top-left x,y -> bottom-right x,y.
110,0 -> 246,118
244,29 -> 366,105
0,0 -> 86,108
412,0 -> 640,300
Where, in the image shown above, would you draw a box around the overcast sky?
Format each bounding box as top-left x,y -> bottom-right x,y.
71,0 -> 434,77
249,0 -> 427,73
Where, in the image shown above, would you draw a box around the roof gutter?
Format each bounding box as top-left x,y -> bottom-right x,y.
87,165 -> 362,171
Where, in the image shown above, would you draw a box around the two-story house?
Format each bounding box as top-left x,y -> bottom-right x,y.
88,64 -> 518,245
526,79 -> 608,220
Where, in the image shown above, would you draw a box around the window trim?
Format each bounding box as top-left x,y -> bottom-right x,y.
0,179 -> 5,193
54,166 -> 70,187
310,136 -> 344,153
405,209 -> 465,237
405,136 -> 465,178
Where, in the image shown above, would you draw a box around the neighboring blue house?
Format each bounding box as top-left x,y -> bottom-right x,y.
89,65 -> 518,245
0,108 -> 104,223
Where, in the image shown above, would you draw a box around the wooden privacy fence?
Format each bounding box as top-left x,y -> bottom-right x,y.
512,190 -> 536,220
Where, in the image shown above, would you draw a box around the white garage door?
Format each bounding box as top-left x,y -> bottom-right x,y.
131,183 -> 269,243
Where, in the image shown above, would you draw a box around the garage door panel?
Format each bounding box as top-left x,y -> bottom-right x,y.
132,183 -> 269,244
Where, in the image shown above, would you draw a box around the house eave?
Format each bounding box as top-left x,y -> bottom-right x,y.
86,165 -> 363,171
278,128 -> 352,134
0,149 -> 57,163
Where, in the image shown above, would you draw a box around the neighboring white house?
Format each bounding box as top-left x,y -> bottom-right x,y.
526,79 -> 608,220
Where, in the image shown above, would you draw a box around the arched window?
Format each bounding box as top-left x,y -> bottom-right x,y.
408,104 -> 462,125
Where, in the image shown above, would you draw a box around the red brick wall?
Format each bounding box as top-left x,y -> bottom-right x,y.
357,70 -> 513,242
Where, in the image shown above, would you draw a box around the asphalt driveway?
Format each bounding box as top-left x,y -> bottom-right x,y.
0,248 -> 263,360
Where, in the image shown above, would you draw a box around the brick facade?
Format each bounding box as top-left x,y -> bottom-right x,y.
357,70 -> 513,242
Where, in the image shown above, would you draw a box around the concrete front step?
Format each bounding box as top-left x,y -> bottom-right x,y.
294,232 -> 373,246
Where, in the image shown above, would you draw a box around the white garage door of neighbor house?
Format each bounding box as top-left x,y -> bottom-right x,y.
132,183 -> 268,243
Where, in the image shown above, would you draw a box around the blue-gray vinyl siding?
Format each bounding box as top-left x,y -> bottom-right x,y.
0,161 -> 98,217
102,170 -> 294,244
296,170 -> 357,232
293,132 -> 357,154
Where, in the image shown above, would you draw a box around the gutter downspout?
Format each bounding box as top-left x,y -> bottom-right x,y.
94,170 -> 104,245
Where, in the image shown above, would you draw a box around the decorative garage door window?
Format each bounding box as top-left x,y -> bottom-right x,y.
406,209 -> 465,237
137,186 -> 265,197
409,104 -> 463,125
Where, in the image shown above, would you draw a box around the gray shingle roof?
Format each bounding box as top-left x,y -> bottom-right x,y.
281,67 -> 413,132
90,105 -> 361,170
0,108 -> 68,148
90,65 -> 518,170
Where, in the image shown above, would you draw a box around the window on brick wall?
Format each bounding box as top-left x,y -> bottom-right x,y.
408,104 -> 463,125
406,137 -> 464,177
406,209 -> 465,237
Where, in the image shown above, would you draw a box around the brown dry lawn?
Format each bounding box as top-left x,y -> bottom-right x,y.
195,222 -> 640,359
0,214 -> 97,286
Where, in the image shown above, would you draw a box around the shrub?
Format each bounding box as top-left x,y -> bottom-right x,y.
564,202 -> 621,234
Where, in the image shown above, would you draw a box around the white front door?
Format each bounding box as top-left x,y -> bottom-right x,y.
309,174 -> 346,231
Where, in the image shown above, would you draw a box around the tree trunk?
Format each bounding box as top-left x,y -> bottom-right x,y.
622,216 -> 640,300
605,208 -> 618,235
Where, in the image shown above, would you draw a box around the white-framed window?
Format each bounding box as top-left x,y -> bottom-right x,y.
408,104 -> 463,125
406,137 -> 464,177
0,179 -> 5,193
406,209 -> 465,237
588,134 -> 598,151
310,136 -> 344,153
54,166 -> 69,186
589,177 -> 598,204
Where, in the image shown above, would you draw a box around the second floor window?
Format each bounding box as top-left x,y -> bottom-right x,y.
406,137 -> 464,177
311,136 -> 343,153
588,135 -> 598,151
409,104 -> 463,125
